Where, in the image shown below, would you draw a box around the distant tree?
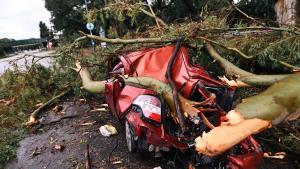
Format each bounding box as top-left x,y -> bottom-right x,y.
152,0 -> 231,22
44,0 -> 86,38
0,38 -> 14,58
44,0 -> 232,41
39,21 -> 50,39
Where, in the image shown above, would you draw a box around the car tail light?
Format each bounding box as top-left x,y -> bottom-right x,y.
133,95 -> 161,123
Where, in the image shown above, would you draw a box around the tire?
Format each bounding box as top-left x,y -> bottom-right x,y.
125,120 -> 136,153
136,133 -> 148,157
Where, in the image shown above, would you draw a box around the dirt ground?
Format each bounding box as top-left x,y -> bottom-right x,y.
5,100 -> 168,169
5,99 -> 299,169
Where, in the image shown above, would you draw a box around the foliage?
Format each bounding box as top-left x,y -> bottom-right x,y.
0,64 -> 65,166
45,0 -> 87,37
229,0 -> 278,26
39,21 -> 54,41
189,34 -> 299,75
152,0 -> 231,22
0,38 -> 14,58
45,0 -> 233,40
253,36 -> 300,71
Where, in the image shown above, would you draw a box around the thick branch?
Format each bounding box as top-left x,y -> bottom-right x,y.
26,89 -> 71,126
196,73 -> 300,156
77,65 -> 209,126
198,36 -> 252,59
195,27 -> 300,35
235,73 -> 300,122
79,31 -> 171,44
199,36 -> 300,72
205,43 -> 289,86
196,114 -> 271,156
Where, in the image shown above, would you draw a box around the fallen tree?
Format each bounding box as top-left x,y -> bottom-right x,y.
54,0 -> 300,159
73,61 -> 212,126
74,54 -> 299,156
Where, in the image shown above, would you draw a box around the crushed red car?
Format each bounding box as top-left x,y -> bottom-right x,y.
104,41 -> 263,168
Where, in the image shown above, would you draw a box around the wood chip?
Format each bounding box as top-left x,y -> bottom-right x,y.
263,152 -> 286,159
89,108 -> 108,113
112,161 -> 122,165
52,105 -> 63,113
80,121 -> 96,126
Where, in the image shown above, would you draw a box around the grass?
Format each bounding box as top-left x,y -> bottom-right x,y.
0,62 -> 78,167
0,46 -> 108,167
0,67 -> 53,167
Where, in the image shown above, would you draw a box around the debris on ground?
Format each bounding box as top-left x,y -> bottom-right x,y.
89,104 -> 109,113
112,161 -> 122,165
85,144 -> 91,169
5,101 -> 297,169
89,108 -> 108,113
29,147 -> 42,157
99,124 -> 118,137
52,105 -> 63,113
0,97 -> 16,106
79,98 -> 86,104
153,166 -> 162,169
51,144 -> 65,152
264,152 -> 286,159
80,121 -> 96,126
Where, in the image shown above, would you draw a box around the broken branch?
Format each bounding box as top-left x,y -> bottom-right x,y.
85,144 -> 91,169
26,88 -> 71,126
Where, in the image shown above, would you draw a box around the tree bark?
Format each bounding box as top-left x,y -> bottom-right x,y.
196,73 -> 300,156
76,63 -> 210,126
235,72 -> 300,123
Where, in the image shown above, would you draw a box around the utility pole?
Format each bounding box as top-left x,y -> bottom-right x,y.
84,0 -> 95,52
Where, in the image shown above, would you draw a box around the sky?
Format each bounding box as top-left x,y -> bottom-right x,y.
0,0 -> 241,40
0,0 -> 51,40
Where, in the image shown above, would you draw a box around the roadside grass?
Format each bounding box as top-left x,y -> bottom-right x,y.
0,67 -> 55,167
0,64 -> 79,167
0,47 -> 106,168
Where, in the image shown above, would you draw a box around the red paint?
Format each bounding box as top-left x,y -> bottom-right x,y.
114,45 -> 229,98
227,137 -> 263,169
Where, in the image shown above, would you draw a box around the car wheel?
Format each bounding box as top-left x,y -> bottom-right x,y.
125,120 -> 136,153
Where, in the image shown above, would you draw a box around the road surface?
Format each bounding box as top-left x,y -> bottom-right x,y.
0,49 -> 54,75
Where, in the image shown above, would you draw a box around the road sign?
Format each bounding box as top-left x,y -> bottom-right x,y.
86,23 -> 94,31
